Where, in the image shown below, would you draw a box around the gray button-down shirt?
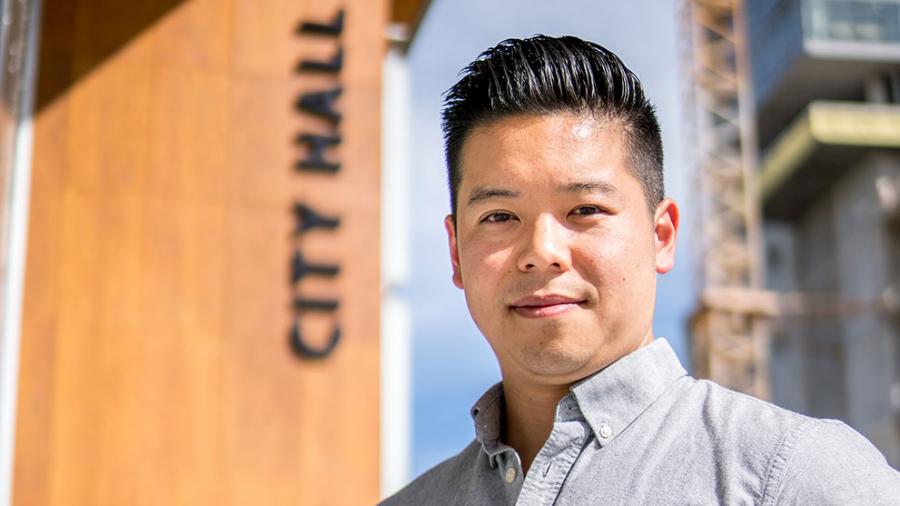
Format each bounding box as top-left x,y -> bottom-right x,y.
382,339 -> 900,505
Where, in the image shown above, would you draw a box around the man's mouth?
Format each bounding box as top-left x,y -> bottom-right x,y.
509,294 -> 586,319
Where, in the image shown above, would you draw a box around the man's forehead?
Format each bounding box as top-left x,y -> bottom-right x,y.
466,111 -> 620,144
455,111 -> 635,204
459,112 -> 626,169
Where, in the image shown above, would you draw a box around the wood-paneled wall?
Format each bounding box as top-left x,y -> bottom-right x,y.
14,0 -> 385,504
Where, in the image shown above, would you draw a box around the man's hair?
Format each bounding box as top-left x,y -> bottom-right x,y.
441,35 -> 664,217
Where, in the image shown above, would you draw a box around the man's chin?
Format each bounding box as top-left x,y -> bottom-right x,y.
515,340 -> 604,380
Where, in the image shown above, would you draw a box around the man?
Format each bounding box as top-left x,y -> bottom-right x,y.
383,35 -> 900,505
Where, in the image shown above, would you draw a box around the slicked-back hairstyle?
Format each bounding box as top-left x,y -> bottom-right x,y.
442,35 -> 664,218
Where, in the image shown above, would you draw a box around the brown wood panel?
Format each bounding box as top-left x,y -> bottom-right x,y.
15,0 -> 387,504
48,53 -> 155,506
221,205 -> 302,505
34,0 -> 187,111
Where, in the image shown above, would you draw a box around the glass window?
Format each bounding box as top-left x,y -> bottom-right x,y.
806,0 -> 900,43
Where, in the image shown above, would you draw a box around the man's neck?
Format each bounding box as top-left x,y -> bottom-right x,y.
498,335 -> 656,474
501,379 -> 570,475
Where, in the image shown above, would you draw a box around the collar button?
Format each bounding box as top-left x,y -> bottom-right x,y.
599,423 -> 612,439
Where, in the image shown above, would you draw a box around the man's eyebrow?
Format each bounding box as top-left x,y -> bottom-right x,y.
466,187 -> 520,207
559,181 -> 620,195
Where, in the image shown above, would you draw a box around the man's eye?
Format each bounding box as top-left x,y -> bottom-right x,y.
571,206 -> 604,216
482,212 -> 514,223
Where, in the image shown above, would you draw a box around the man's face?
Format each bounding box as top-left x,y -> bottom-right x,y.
445,112 -> 678,387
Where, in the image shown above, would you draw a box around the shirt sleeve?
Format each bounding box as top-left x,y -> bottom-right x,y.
763,418 -> 900,505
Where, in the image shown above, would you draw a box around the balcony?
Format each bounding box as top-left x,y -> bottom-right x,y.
759,100 -> 900,219
749,0 -> 900,147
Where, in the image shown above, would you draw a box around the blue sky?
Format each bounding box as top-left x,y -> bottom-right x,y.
403,0 -> 694,479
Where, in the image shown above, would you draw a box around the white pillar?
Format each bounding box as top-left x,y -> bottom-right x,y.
380,40 -> 413,498
0,1 -> 42,505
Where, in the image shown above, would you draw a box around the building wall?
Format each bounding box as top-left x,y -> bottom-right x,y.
793,186 -> 847,420
13,0 -> 386,504
767,153 -> 900,467
748,0 -> 805,106
833,154 -> 900,466
766,222 -> 809,413
767,191 -> 848,421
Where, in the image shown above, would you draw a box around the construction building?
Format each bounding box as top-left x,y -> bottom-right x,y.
749,0 -> 900,467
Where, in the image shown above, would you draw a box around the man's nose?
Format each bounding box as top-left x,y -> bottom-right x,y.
516,214 -> 572,273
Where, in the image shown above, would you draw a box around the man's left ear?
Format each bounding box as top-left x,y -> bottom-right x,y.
653,198 -> 679,274
444,214 -> 464,289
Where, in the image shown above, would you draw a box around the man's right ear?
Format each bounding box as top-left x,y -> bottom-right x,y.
444,215 -> 464,289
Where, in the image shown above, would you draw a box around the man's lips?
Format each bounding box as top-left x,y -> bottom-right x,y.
509,294 -> 586,318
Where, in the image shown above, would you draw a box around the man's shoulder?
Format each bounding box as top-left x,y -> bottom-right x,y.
682,377 -> 816,436
771,416 -> 900,502
378,439 -> 483,506
683,377 -> 862,458
680,378 -> 900,504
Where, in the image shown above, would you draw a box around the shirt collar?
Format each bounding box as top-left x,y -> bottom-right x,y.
470,338 -> 687,459
570,338 -> 687,447
470,382 -> 507,467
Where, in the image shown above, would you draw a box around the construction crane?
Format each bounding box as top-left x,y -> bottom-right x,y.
681,0 -> 770,398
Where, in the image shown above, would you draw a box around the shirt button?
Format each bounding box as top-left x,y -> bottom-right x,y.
504,467 -> 517,483
599,423 -> 612,439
